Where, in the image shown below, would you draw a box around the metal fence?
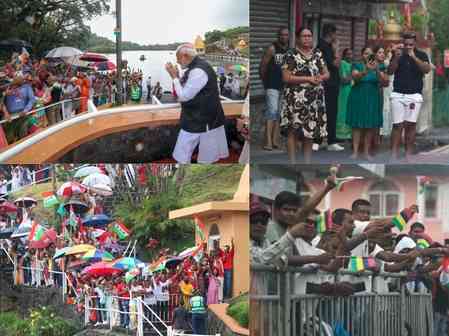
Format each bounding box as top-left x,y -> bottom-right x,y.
251,264 -> 434,336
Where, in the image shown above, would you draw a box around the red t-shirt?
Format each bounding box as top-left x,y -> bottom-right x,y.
222,247 -> 234,270
115,283 -> 130,298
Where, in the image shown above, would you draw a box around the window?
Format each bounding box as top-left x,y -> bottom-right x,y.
368,180 -> 401,218
424,184 -> 438,218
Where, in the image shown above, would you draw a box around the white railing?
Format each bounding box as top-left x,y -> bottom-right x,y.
4,165 -> 52,196
15,265 -> 78,302
168,329 -> 220,336
204,55 -> 248,65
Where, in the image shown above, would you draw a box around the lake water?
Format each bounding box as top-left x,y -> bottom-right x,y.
105,50 -> 177,91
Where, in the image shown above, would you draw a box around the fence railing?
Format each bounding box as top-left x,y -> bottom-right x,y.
3,165 -> 52,196
251,264 -> 434,336
203,54 -> 248,65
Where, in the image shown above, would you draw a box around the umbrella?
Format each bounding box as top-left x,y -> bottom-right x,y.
93,61 -> 116,71
112,257 -> 144,271
164,257 -> 183,269
104,242 -> 124,254
79,53 -> 108,62
81,261 -> 122,278
63,200 -> 89,214
0,39 -> 31,49
67,259 -> 89,270
46,47 -> 82,59
53,247 -> 70,259
125,268 -> 140,283
83,214 -> 112,228
57,181 -> 87,198
65,244 -> 95,256
230,64 -> 247,72
0,201 -> 18,214
74,166 -> 102,179
82,173 -> 112,187
82,249 -> 114,262
14,197 -> 37,208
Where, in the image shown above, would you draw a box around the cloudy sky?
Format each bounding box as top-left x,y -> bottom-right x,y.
88,0 -> 249,45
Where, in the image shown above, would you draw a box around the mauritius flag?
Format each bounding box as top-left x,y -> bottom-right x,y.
28,221 -> 45,242
316,210 -> 332,234
392,207 -> 414,231
112,220 -> 130,240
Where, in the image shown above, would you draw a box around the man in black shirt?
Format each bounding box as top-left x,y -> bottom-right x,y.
387,32 -> 430,161
259,27 -> 289,151
318,23 -> 344,152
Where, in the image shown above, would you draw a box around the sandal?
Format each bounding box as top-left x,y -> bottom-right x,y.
263,146 -> 273,151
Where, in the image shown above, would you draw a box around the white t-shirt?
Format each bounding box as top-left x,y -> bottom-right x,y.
0,179 -> 7,194
293,238 -> 333,295
143,284 -> 157,305
154,280 -> 170,301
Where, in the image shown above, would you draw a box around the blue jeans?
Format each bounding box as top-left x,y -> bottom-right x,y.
224,269 -> 232,299
264,89 -> 281,120
192,313 -> 206,335
119,299 -> 129,327
434,312 -> 449,336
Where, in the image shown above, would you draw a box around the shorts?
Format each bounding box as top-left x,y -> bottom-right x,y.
264,89 -> 282,121
173,125 -> 229,164
390,92 -> 423,124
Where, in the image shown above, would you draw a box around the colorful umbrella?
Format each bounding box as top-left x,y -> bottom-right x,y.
0,201 -> 18,214
63,200 -> 89,214
65,244 -> 95,256
112,257 -> 144,271
57,181 -> 87,198
14,197 -> 37,208
81,261 -> 122,278
74,166 -> 102,179
82,249 -> 114,262
79,52 -> 108,62
82,173 -> 112,188
82,214 -> 112,228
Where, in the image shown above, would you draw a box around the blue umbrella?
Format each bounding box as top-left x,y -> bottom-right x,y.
82,214 -> 112,228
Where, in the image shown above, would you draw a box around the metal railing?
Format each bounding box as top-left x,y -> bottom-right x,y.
251,264 -> 434,336
203,55 -> 248,65
15,265 -> 78,303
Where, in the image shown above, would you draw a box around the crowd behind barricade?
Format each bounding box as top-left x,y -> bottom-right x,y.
250,168 -> 449,335
0,165 -> 50,198
218,72 -> 249,100
0,50 -> 168,147
0,167 -> 235,334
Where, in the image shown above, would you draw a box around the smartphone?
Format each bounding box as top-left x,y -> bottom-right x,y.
368,54 -> 375,63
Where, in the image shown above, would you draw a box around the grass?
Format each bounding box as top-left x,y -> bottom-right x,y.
179,165 -> 244,207
9,181 -> 61,225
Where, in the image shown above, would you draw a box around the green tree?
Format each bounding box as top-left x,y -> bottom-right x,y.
0,0 -> 111,57
205,30 -> 224,44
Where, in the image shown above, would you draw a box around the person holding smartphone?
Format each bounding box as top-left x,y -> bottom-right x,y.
346,47 -> 388,161
387,32 -> 431,161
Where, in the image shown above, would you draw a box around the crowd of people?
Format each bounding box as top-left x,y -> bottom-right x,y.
260,25 -> 431,163
0,166 -> 235,335
250,167 -> 449,335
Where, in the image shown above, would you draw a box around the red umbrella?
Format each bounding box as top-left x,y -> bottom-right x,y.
81,261 -> 122,278
79,53 -> 108,63
0,201 -> 18,214
93,61 -> 116,71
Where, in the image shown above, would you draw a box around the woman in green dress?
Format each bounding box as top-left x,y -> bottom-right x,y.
336,48 -> 353,141
372,46 -> 389,155
346,47 -> 388,161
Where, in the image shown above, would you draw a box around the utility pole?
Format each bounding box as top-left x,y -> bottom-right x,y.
115,0 -> 123,105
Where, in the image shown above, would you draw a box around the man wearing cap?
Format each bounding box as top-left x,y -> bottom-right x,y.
3,75 -> 36,143
165,43 -> 228,163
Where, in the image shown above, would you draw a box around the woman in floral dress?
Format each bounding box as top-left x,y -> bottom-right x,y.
280,27 -> 329,163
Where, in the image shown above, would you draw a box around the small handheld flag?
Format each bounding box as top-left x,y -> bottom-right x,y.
112,220 -> 130,240
316,210 -> 333,234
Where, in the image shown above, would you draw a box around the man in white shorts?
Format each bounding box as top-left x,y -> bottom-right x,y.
387,32 -> 431,161
165,43 -> 229,163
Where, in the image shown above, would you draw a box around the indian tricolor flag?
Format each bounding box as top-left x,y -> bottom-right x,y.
42,191 -> 59,208
112,220 -> 130,240
335,176 -> 364,192
28,221 -> 45,242
193,215 -> 206,241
